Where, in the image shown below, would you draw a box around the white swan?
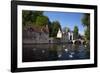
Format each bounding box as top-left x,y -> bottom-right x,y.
69,54 -> 73,58
65,48 -> 68,52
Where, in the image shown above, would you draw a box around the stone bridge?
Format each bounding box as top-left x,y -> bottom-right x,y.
72,39 -> 85,44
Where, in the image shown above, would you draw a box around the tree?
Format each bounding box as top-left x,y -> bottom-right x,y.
73,26 -> 79,40
66,27 -> 70,32
36,15 -> 49,26
63,27 -> 70,32
49,21 -> 61,37
22,10 -> 32,26
84,28 -> 90,40
22,10 -> 43,26
82,14 -> 90,27
81,14 -> 90,40
31,11 -> 43,23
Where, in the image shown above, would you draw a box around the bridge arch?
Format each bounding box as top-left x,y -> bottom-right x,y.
72,39 -> 85,44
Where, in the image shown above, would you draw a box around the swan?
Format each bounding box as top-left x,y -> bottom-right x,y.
65,48 -> 68,52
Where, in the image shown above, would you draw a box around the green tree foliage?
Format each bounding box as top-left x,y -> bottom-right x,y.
22,10 -> 32,26
22,10 -> 43,26
49,21 -> 61,37
84,27 -> 90,40
81,14 -> 90,40
66,27 -> 70,32
36,16 -> 49,26
73,26 -> 79,40
82,14 -> 90,27
63,27 -> 70,32
32,11 -> 43,23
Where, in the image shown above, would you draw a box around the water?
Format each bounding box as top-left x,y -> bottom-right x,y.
22,44 -> 90,62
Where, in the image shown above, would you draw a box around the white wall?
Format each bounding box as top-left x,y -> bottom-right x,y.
0,0 -> 99,73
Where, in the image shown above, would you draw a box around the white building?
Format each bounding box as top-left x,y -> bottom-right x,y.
68,31 -> 73,41
57,29 -> 62,38
57,29 -> 74,43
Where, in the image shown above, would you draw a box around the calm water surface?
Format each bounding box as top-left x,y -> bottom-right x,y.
22,44 -> 90,62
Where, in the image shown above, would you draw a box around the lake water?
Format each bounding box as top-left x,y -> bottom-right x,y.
22,44 -> 90,62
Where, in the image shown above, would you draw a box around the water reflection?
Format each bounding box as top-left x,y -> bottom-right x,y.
22,44 -> 90,62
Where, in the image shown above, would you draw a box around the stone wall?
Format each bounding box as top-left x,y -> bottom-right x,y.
23,31 -> 49,44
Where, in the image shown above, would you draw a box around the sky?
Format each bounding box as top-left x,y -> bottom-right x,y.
43,11 -> 85,35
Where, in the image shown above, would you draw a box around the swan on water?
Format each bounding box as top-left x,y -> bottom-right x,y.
65,48 -> 68,52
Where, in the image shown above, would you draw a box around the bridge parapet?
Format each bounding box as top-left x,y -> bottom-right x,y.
72,39 -> 85,44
